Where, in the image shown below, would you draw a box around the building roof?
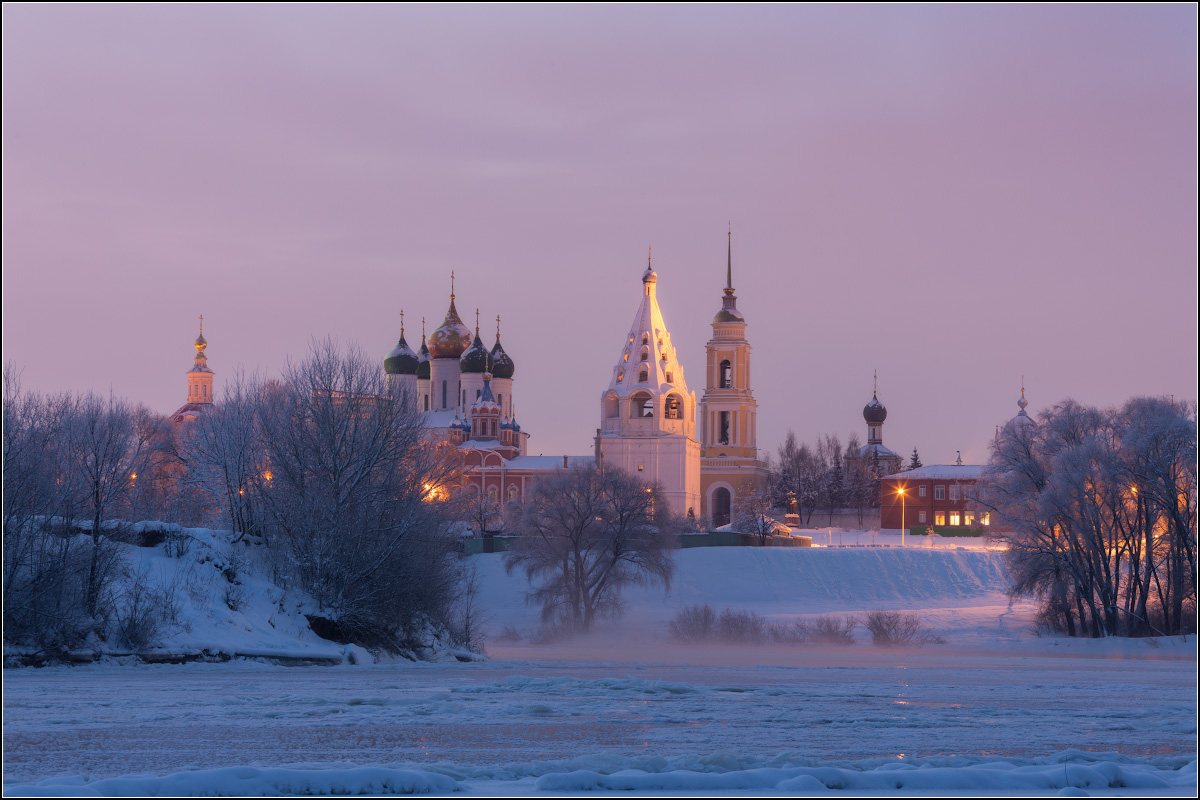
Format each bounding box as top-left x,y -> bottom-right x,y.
505,455 -> 596,470
883,464 -> 984,481
855,442 -> 900,460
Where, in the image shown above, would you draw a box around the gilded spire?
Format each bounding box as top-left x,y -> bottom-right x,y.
726,223 -> 732,292
450,270 -> 456,300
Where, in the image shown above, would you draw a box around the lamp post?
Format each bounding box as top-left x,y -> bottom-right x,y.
896,486 -> 906,547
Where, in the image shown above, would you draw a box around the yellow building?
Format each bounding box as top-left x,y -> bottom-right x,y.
698,232 -> 768,526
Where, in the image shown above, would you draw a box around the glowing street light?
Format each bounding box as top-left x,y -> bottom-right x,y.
896,485 -> 906,547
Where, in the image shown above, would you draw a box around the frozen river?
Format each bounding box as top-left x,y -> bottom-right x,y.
4,642 -> 1195,793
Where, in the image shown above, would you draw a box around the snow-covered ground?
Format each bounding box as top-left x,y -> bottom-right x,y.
3,530 -> 1196,796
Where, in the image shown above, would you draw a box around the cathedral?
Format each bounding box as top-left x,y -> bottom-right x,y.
169,238 -> 771,526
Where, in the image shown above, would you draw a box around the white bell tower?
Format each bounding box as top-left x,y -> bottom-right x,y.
596,249 -> 701,517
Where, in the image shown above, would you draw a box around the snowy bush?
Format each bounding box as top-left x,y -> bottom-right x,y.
863,610 -> 943,647
668,604 -> 717,642
716,608 -> 767,642
797,614 -> 857,645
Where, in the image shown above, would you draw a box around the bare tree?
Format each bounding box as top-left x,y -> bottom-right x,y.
180,369 -> 267,540
732,484 -> 777,543
464,484 -> 504,536
772,431 -> 822,525
255,338 -> 466,649
505,463 -> 677,633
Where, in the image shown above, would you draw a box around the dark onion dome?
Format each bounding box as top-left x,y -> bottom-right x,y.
416,336 -> 431,380
460,334 -> 491,373
863,392 -> 888,424
490,339 -> 515,379
384,334 -> 419,375
428,297 -> 473,359
713,305 -> 745,324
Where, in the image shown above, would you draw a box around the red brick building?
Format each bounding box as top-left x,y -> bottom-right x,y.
879,464 -> 989,531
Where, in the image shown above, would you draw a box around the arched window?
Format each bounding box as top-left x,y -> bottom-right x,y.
424,395 -> 429,411
508,484 -> 519,502
640,348 -> 649,361
665,394 -> 682,420
642,334 -> 649,345
631,392 -> 654,418
713,487 -> 732,527
617,369 -> 624,383
491,420 -> 497,437
719,411 -> 731,444
487,486 -> 498,503
441,381 -> 447,409
604,393 -> 620,418
719,360 -> 732,389
639,368 -> 648,382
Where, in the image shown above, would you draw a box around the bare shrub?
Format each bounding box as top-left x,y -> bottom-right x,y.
669,604 -> 717,643
766,620 -> 805,644
863,610 -> 944,647
717,608 -> 767,643
223,582 -> 246,613
798,614 -> 857,645
162,529 -> 193,559
494,625 -> 523,643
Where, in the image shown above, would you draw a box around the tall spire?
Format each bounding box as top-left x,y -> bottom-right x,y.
873,369 -> 878,397
496,314 -> 501,341
726,223 -> 733,293
400,309 -> 405,338
475,307 -> 480,336
450,270 -> 456,300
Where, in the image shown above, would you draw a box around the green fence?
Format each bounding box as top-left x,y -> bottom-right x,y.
464,532 -> 812,555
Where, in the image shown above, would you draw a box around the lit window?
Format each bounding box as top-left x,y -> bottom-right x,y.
949,512 -> 961,526
918,511 -> 927,523
950,485 -> 960,501
935,512 -> 945,526
981,513 -> 990,526
965,512 -> 975,526
488,486 -> 498,503
617,370 -> 624,383
934,486 -> 945,500
919,485 -> 927,498
508,484 -> 518,502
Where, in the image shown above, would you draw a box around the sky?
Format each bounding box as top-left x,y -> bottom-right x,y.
3,4 -> 1196,465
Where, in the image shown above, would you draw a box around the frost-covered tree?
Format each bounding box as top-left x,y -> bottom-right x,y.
978,396 -> 1196,637
733,484 -> 777,543
908,447 -> 923,471
505,463 -> 677,633
255,339 -> 466,649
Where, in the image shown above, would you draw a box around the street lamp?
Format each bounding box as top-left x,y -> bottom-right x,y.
896,485 -> 906,547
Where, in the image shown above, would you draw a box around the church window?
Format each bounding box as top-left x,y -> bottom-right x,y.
665,372 -> 673,383
508,484 -> 519,502
640,348 -> 649,361
665,395 -> 682,420
719,411 -> 730,444
642,334 -> 648,345
719,360 -> 732,389
424,395 -> 429,411
491,420 -> 497,437
604,394 -> 619,418
934,486 -> 945,500
617,369 -> 624,383
476,389 -> 481,400
631,392 -> 654,418
661,352 -> 667,361
639,368 -> 648,382
624,352 -> 629,362
441,381 -> 447,409
488,486 -> 498,503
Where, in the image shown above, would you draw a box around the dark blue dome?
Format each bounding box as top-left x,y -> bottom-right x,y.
460,334 -> 491,374
490,339 -> 515,379
384,335 -> 418,375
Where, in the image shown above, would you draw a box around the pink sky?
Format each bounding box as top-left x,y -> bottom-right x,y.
3,5 -> 1196,464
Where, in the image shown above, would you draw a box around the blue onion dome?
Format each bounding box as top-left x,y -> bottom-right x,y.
863,392 -> 887,424
384,333 -> 419,375
490,338 -> 515,379
460,333 -> 491,373
416,335 -> 431,380
500,416 -> 512,430
428,297 -> 473,359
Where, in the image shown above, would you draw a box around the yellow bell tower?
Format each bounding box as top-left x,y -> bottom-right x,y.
699,230 -> 768,526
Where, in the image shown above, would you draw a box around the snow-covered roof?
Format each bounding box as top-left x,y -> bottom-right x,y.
505,455 -> 596,470
856,443 -> 899,460
884,464 -> 984,481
